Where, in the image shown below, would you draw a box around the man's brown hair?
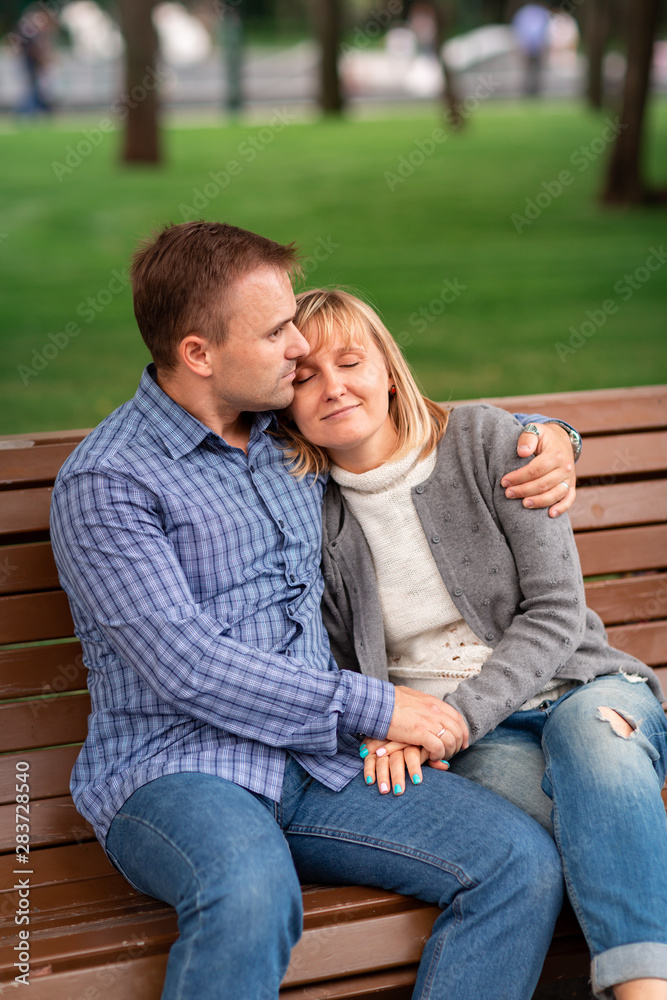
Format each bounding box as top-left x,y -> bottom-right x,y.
130,221 -> 301,373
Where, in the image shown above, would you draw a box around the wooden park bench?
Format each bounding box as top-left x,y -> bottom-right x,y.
1,384 -> 666,999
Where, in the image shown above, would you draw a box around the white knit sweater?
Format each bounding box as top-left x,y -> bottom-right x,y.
330,448 -> 573,709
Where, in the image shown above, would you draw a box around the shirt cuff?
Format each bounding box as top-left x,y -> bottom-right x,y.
338,671 -> 395,740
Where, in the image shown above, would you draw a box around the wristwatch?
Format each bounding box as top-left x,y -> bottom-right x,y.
549,421 -> 582,463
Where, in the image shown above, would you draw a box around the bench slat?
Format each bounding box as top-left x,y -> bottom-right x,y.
0,795 -> 94,853
0,541 -> 60,595
607,621 -> 667,667
584,573 -> 667,625
0,745 -> 81,806
0,841 -> 112,891
0,691 -> 89,755
577,524 -> 667,576
0,487 -> 52,538
575,430 -> 667,479
0,590 -> 74,644
570,479 -> 667,530
0,642 -> 84,701
460,385 -> 667,435
0,444 -> 78,489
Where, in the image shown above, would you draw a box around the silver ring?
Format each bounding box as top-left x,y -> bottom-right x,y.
523,423 -> 540,436
560,481 -> 570,490
436,727 -> 447,738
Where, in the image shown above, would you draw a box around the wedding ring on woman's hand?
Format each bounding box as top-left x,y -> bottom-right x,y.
560,481 -> 570,490
436,728 -> 447,738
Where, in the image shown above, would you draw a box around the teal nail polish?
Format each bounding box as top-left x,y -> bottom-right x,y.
412,774 -> 421,784
366,775 -> 373,784
393,784 -> 402,795
359,746 -> 369,759
440,760 -> 449,766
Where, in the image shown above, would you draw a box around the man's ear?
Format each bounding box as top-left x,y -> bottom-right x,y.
178,334 -> 213,378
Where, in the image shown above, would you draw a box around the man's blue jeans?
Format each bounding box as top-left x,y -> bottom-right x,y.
106,753 -> 563,1000
449,674 -> 667,997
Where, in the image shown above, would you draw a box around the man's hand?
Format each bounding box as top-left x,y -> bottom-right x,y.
501,422 -> 577,518
384,686 -> 469,760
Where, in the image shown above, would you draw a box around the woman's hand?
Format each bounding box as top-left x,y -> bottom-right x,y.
363,744 -> 450,794
501,422 -> 577,518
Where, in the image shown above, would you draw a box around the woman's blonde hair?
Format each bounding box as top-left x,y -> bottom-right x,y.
276,287 -> 449,478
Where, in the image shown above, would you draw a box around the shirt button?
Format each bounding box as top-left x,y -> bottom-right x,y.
485,632 -> 495,641
278,520 -> 284,528
290,574 -> 296,582
431,535 -> 440,544
415,485 -> 425,494
454,588 -> 462,596
249,465 -> 255,473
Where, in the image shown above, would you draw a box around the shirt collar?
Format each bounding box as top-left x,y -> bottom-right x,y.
133,365 -> 276,460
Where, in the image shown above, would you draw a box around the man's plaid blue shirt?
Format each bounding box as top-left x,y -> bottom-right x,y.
50,366 -> 395,848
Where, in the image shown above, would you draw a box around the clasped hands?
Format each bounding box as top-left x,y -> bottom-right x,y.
360,686 -> 468,796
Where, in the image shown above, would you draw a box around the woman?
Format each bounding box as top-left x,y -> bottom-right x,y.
278,287 -> 667,1000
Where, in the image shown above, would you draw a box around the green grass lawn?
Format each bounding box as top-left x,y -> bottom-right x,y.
1,99 -> 666,433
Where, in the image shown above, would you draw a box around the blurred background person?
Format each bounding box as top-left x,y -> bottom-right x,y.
512,2 -> 551,96
13,3 -> 57,115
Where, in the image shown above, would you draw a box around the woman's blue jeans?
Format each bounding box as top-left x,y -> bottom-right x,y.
106,751 -> 563,1000
448,674 -> 667,997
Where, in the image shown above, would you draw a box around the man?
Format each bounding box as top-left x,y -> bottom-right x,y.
51,221 -> 578,1000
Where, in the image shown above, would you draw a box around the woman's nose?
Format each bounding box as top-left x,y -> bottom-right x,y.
322,369 -> 344,399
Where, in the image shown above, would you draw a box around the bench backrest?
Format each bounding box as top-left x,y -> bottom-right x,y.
1,387 -> 666,858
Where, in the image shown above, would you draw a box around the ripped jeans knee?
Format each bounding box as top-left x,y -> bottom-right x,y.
597,705 -> 636,739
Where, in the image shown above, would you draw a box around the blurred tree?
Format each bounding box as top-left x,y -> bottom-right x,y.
583,0 -> 612,109
403,0 -> 463,128
117,0 -> 162,164
602,0 -> 665,204
315,0 -> 344,113
223,2 -> 244,115
432,0 -> 464,128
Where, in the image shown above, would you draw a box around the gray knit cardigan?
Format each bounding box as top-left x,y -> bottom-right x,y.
321,403 -> 664,743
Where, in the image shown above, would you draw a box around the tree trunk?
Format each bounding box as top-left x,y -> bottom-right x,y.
433,0 -> 464,129
118,0 -> 162,164
316,0 -> 344,114
602,0 -> 662,205
584,0 -> 610,110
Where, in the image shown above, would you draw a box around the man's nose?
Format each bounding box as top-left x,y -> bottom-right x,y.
286,324 -> 310,358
